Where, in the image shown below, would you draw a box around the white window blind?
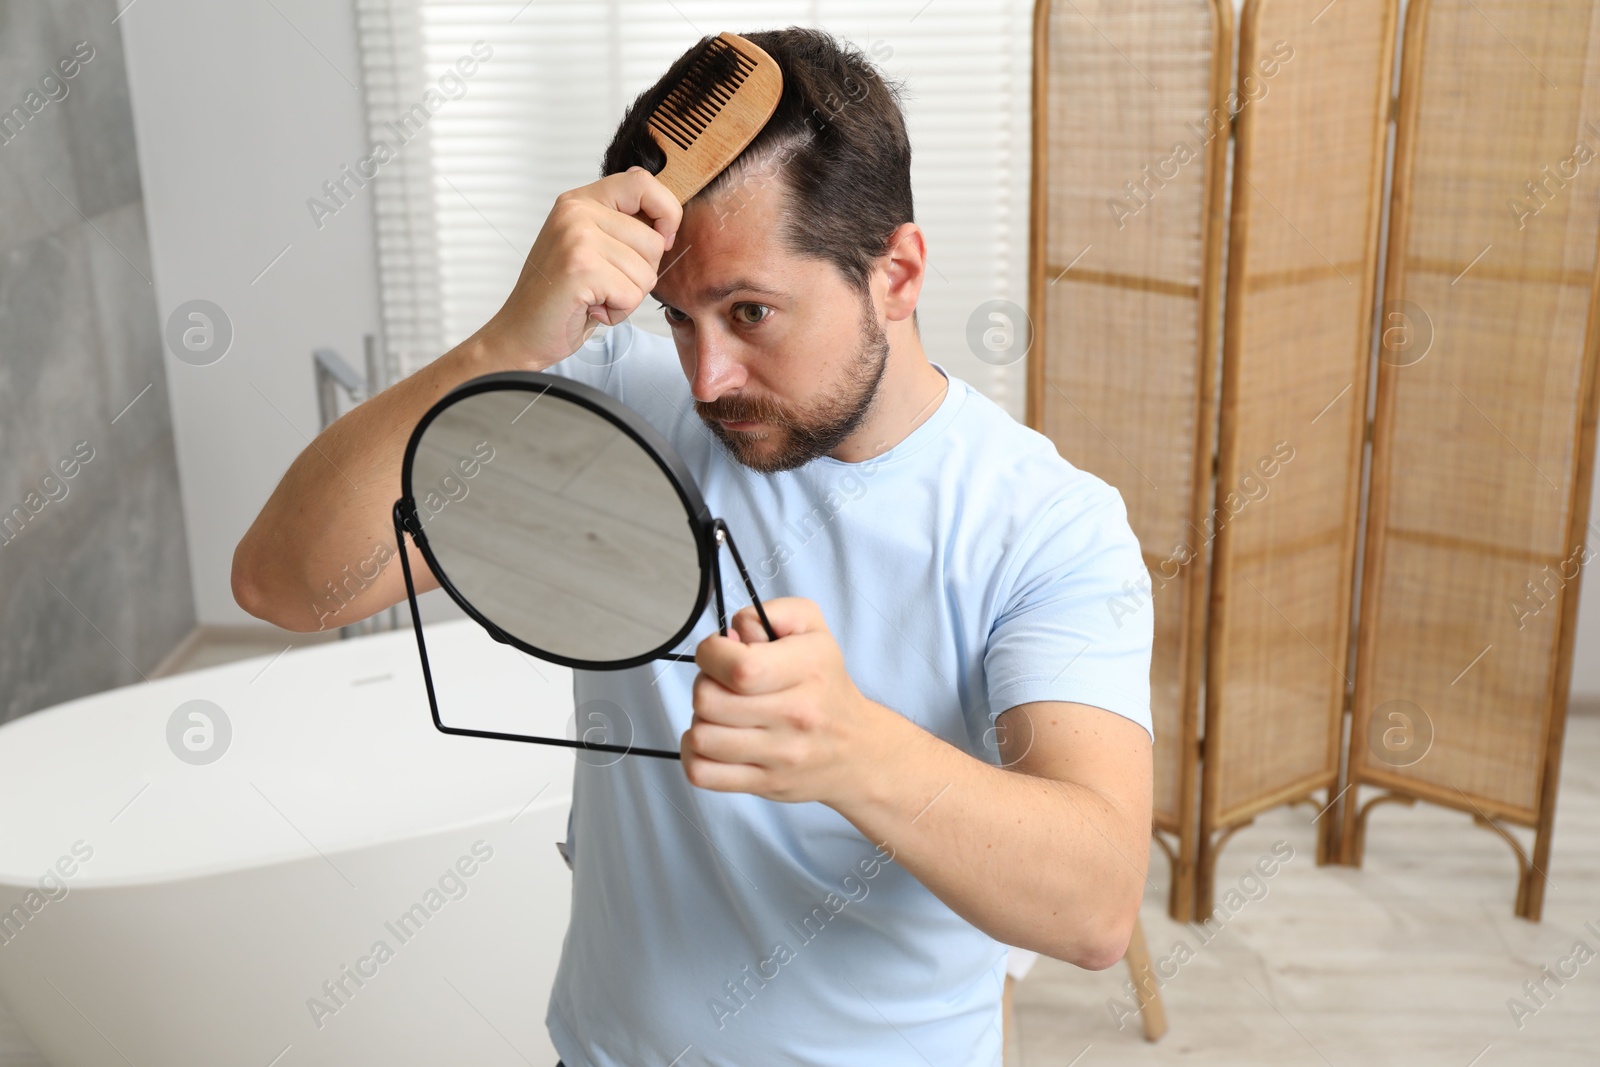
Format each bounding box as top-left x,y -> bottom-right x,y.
354,0 -> 1033,418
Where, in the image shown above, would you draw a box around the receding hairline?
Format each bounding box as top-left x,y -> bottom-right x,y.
698,128 -> 816,201
671,146 -> 887,301
681,135 -> 814,245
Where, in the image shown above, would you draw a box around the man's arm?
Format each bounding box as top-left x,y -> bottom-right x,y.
231,169 -> 681,631
683,599 -> 1153,972
827,697 -> 1152,971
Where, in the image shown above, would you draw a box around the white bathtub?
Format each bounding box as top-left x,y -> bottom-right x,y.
0,620 -> 577,1067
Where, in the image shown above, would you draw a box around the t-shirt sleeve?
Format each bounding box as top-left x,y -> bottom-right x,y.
982,480 -> 1154,743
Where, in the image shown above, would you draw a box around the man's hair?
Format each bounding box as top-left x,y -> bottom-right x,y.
600,28 -> 913,295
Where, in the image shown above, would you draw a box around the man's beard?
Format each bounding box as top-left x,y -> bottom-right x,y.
695,297 -> 891,474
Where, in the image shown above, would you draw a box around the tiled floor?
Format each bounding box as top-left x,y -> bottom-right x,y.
4,629 -> 1596,1064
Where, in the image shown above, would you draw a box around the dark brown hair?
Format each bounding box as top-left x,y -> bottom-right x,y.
600,27 -> 913,295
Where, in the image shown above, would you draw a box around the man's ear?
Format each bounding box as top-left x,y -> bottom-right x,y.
880,222 -> 926,323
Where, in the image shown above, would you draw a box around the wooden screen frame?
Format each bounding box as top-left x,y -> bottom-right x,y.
1027,0 -> 1234,922
1197,0 -> 1400,918
1338,0 -> 1600,922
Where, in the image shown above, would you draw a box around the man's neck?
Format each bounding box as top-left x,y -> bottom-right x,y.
831,318 -> 948,464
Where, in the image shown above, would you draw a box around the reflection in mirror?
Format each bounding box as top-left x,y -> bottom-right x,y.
410,388 -> 703,664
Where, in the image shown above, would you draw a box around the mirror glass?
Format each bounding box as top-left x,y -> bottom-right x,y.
408,385 -> 705,665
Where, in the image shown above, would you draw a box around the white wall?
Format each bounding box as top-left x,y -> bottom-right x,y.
120,0 -> 1600,698
119,0 -> 382,625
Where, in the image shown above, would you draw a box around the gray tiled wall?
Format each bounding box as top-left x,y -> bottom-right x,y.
0,0 -> 194,724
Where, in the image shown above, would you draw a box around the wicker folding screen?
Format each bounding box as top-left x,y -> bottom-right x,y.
1199,0 -> 1399,916
1031,0 -> 1597,924
1027,0 -> 1233,922
1339,0 -> 1600,922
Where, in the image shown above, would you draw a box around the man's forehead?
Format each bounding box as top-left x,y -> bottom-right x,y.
663,274 -> 790,304
654,181 -> 814,304
654,230 -> 795,304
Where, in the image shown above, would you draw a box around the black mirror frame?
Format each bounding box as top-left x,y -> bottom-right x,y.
391,370 -> 776,760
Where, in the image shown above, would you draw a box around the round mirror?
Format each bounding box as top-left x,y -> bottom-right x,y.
401,372 -> 713,669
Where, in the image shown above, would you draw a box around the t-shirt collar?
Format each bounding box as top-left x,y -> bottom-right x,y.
813,361 -> 964,470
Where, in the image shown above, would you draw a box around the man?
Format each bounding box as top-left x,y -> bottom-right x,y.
233,27 -> 1154,1067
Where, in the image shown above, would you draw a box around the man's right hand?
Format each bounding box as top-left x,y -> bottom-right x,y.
479,166 -> 683,368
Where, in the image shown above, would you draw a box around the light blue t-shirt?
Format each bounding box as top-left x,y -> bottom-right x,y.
540,323 -> 1152,1067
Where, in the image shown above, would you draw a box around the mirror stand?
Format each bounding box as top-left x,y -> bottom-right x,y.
390,500 -> 776,761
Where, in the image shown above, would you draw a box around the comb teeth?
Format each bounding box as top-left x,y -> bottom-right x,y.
648,36 -> 758,151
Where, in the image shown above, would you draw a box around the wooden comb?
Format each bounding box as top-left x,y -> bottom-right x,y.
645,32 -> 784,203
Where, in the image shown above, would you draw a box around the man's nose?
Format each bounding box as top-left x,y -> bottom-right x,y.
689,328 -> 748,404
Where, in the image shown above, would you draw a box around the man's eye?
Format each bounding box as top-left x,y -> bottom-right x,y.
734,303 -> 771,325
661,304 -> 688,324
